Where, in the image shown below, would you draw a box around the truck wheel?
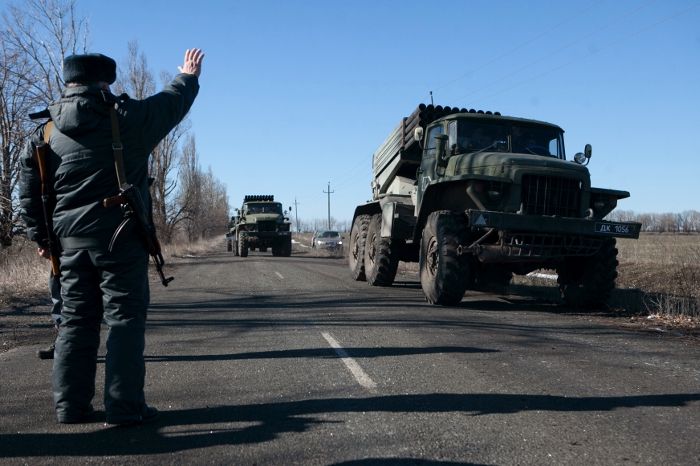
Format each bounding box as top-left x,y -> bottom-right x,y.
233,237 -> 239,256
419,211 -> 470,306
349,214 -> 371,281
227,240 -> 232,252
282,237 -> 292,257
259,246 -> 268,253
364,214 -> 401,286
239,235 -> 249,257
250,246 -> 256,252
272,245 -> 282,256
556,238 -> 618,309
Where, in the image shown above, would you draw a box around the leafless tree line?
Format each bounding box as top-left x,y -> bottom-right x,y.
607,210 -> 700,234
0,0 -> 229,248
293,217 -> 351,233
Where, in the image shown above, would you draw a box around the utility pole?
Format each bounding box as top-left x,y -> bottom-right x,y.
323,182 -> 334,229
293,197 -> 300,233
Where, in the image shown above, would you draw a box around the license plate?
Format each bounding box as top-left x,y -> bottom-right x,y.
595,222 -> 634,235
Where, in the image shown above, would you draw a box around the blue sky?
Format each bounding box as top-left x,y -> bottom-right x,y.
6,0 -> 700,222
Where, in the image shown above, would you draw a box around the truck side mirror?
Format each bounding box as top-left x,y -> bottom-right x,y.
584,144 -> 592,159
435,134 -> 448,168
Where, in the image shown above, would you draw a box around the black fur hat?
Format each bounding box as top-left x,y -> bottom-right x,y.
63,53 -> 117,85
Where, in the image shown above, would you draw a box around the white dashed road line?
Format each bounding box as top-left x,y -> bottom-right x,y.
321,332 -> 377,391
275,271 -> 284,279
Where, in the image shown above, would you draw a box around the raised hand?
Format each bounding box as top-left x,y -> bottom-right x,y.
178,49 -> 205,78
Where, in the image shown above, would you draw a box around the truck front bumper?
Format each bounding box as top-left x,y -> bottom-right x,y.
464,210 -> 641,263
240,231 -> 291,241
468,210 -> 641,238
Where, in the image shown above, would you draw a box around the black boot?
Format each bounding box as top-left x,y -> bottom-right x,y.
37,324 -> 58,359
36,342 -> 55,359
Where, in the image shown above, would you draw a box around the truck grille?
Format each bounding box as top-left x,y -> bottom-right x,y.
257,220 -> 277,232
521,174 -> 582,218
501,232 -> 603,258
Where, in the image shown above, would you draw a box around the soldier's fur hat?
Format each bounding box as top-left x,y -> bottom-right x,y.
63,53 -> 117,85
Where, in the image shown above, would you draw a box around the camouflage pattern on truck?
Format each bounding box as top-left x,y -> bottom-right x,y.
227,195 -> 292,257
349,104 -> 641,308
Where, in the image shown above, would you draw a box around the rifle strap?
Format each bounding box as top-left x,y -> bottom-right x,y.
108,106 -> 128,189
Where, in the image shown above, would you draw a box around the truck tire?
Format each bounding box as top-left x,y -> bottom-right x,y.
364,214 -> 401,287
233,236 -> 239,256
227,240 -> 232,252
239,235 -> 248,257
349,214 -> 371,281
556,238 -> 618,309
259,246 -> 268,253
282,237 -> 292,257
250,246 -> 256,252
419,211 -> 470,306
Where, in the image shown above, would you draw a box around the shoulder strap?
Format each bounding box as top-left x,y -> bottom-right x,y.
108,106 -> 128,189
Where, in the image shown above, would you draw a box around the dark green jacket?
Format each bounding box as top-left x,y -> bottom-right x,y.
19,73 -> 199,247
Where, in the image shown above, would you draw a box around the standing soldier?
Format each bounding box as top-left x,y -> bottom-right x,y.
19,49 -> 204,425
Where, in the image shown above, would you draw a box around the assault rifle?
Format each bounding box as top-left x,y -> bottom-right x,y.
33,139 -> 61,277
103,185 -> 174,287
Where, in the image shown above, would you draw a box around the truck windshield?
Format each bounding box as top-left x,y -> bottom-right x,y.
512,125 -> 564,158
451,121 -> 564,159
246,204 -> 282,214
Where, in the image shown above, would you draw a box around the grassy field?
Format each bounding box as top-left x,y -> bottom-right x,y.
513,234 -> 700,322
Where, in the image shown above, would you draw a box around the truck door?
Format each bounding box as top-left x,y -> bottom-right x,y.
416,124 -> 444,210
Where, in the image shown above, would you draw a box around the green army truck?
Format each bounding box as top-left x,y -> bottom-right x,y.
349,104 -> 641,308
227,195 -> 292,257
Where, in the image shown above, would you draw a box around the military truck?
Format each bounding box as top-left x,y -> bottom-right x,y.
227,195 -> 292,257
349,104 -> 641,308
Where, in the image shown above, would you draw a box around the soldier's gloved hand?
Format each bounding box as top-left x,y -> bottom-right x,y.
178,49 -> 205,78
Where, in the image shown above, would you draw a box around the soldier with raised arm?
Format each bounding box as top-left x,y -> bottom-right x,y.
19,48 -> 204,425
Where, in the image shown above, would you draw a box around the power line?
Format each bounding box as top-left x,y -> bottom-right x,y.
449,0 -> 659,105
463,2 -> 700,106
421,0 -> 608,102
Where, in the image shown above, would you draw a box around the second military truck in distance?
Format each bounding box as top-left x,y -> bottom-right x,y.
349,104 -> 641,308
227,195 -> 292,257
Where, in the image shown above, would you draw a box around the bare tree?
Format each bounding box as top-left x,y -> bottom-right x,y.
177,136 -> 229,242
178,134 -> 202,242
112,40 -> 154,100
2,0 -> 90,105
0,40 -> 39,246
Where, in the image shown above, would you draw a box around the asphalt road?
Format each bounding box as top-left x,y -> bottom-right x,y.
1,250 -> 699,465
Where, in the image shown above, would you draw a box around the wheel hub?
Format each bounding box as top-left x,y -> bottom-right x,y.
426,236 -> 439,277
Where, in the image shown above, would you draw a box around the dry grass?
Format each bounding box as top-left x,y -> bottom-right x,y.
616,234 -> 700,321
513,234 -> 700,323
0,237 -> 50,307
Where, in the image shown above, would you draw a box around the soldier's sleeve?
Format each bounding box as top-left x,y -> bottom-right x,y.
18,127 -> 49,247
135,73 -> 200,150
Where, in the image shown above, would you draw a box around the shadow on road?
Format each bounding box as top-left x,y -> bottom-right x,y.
142,346 -> 499,363
2,392 -> 698,458
331,460 -> 488,465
